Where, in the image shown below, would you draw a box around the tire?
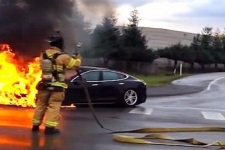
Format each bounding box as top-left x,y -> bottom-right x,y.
121,89 -> 139,107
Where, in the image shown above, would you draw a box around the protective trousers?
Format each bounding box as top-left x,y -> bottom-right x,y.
32,90 -> 65,128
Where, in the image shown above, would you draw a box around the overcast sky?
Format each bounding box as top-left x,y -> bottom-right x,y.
113,0 -> 225,34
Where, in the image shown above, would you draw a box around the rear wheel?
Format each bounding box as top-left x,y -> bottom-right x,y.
122,89 -> 139,107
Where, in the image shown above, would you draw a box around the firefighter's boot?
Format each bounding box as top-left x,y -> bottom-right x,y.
32,125 -> 40,132
44,127 -> 60,134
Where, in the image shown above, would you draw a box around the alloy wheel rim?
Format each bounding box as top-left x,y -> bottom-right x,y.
124,90 -> 138,105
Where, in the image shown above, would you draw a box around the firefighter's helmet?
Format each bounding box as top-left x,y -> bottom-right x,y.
46,30 -> 64,50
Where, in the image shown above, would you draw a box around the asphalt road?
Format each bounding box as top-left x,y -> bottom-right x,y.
1,72 -> 225,150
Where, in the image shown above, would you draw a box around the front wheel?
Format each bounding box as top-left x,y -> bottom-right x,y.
122,89 -> 139,107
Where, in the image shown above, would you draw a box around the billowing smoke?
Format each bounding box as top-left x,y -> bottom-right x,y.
0,0 -> 116,59
78,0 -> 115,14
77,0 -> 116,26
0,0 -> 78,57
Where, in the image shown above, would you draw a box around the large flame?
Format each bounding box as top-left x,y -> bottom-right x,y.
0,44 -> 42,107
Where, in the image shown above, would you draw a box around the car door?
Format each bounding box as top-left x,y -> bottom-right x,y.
65,70 -> 101,103
65,80 -> 84,104
99,71 -> 127,101
80,70 -> 102,102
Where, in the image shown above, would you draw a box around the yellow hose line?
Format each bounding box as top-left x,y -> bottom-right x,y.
113,127 -> 225,148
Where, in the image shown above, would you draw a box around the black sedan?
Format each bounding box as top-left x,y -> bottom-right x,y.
62,66 -> 147,107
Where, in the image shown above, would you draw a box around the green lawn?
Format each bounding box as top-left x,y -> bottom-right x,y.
133,73 -> 190,87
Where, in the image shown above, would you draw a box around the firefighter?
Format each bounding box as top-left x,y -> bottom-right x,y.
32,31 -> 82,134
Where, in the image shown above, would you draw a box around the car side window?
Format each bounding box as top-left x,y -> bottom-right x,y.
82,71 -> 100,81
102,71 -> 126,81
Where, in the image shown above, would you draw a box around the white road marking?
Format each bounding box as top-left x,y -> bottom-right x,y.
206,77 -> 225,90
129,107 -> 153,115
150,106 -> 225,112
201,111 -> 225,120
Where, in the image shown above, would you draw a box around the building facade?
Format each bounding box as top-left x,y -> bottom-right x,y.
118,26 -> 198,50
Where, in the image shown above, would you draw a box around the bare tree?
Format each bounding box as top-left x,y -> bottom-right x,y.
128,9 -> 141,27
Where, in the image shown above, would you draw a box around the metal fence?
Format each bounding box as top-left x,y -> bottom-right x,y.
80,58 -> 225,75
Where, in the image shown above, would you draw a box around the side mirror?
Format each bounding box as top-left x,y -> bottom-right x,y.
72,78 -> 87,85
76,78 -> 86,84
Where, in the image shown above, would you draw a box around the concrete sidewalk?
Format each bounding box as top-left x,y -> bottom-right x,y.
147,84 -> 204,97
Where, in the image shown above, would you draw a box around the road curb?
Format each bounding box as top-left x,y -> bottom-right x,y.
146,86 -> 205,97
147,89 -> 204,97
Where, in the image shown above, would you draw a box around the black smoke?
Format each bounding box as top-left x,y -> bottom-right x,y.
0,0 -> 117,59
0,0 -> 77,57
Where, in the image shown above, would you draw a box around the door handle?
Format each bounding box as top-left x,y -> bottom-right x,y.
119,83 -> 124,85
92,84 -> 98,86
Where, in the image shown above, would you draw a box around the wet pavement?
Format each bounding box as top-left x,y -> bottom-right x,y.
1,72 -> 225,150
2,106 -> 225,150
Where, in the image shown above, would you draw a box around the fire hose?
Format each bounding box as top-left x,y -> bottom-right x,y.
74,45 -> 225,149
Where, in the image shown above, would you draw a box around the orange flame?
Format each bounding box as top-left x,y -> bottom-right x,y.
0,44 -> 42,107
